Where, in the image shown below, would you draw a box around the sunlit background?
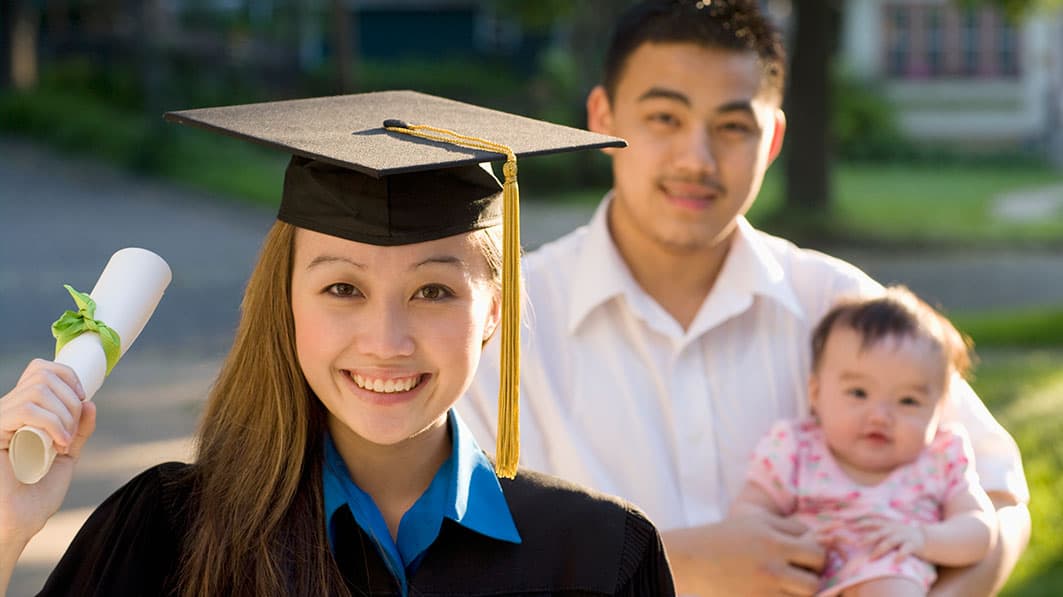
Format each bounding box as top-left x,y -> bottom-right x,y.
2,1 -> 1061,595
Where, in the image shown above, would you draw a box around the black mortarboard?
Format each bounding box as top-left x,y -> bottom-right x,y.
163,90 -> 625,478
163,90 -> 622,245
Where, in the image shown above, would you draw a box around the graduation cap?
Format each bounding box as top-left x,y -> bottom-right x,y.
164,90 -> 625,477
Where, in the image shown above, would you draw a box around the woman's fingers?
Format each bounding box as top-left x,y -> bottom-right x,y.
66,400 -> 96,459
2,400 -> 73,451
2,361 -> 86,450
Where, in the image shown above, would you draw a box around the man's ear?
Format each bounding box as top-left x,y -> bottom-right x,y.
767,109 -> 786,164
586,85 -> 619,155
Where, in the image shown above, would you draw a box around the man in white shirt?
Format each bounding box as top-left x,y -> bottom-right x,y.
462,1 -> 1030,595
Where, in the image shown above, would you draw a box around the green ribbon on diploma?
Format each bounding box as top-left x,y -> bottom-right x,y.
51,284 -> 122,376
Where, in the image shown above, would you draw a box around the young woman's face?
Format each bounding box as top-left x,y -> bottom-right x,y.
290,228 -> 500,448
809,327 -> 948,478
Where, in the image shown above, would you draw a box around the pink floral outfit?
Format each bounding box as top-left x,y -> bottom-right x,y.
746,418 -> 979,596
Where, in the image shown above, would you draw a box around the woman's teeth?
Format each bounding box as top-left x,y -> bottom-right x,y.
351,373 -> 420,393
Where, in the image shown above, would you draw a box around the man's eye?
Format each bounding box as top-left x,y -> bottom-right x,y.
721,122 -> 752,132
326,283 -> 358,297
647,112 -> 679,127
415,285 -> 453,300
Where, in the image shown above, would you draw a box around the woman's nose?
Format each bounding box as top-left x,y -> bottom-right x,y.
356,301 -> 415,359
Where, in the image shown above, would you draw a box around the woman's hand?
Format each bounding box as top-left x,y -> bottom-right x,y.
0,359 -> 96,550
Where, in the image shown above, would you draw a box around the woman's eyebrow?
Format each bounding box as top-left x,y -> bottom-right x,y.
412,255 -> 466,270
306,255 -> 365,270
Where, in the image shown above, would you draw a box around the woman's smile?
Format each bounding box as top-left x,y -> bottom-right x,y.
341,370 -> 430,405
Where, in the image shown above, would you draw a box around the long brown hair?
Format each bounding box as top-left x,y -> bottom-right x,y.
179,221 -> 348,595
178,221 -> 504,595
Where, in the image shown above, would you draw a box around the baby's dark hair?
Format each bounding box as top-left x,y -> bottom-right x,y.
602,0 -> 786,102
811,286 -> 974,380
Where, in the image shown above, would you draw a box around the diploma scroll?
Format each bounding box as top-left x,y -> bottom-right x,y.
9,248 -> 172,484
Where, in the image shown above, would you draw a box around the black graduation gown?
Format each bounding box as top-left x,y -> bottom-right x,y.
36,462 -> 675,596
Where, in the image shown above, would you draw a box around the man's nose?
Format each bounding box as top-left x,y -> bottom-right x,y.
673,126 -> 716,177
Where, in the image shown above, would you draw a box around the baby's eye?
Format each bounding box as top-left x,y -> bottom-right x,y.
846,388 -> 868,399
899,396 -> 921,407
414,285 -> 453,301
326,283 -> 359,297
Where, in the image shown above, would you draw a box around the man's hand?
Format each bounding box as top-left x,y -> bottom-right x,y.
664,509 -> 826,596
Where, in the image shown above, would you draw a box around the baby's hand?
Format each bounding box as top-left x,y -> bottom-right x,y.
857,518 -> 925,562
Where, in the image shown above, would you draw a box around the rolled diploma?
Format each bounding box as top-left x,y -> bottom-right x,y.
9,248 -> 172,484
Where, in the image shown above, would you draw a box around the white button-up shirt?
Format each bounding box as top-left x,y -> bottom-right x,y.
461,195 -> 1029,531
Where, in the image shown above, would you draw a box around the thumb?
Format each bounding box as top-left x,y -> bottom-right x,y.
768,513 -> 809,537
66,400 -> 96,460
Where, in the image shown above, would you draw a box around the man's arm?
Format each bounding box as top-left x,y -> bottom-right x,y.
663,504 -> 825,597
930,492 -> 1031,597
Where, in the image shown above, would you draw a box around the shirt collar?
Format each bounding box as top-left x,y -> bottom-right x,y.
322,411 -> 520,591
567,192 -> 641,333
567,193 -> 804,335
701,215 -> 805,323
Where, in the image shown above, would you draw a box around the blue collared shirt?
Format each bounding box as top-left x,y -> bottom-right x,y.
322,410 -> 521,596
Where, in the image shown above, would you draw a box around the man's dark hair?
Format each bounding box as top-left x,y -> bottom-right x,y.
602,0 -> 786,102
810,286 -> 974,382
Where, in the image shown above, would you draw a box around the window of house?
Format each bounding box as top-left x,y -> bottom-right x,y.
885,5 -> 910,77
882,2 -> 1021,79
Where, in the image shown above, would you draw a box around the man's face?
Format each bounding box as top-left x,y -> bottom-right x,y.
588,42 -> 784,254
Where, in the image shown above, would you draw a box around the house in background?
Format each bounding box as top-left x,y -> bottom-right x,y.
841,0 -> 1063,162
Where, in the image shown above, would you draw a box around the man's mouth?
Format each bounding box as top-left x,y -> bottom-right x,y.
659,180 -> 724,208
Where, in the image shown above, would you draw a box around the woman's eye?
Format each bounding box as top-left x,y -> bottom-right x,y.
415,285 -> 453,300
326,283 -> 358,297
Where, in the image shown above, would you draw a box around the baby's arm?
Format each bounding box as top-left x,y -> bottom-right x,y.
919,482 -> 996,566
863,483 -> 996,567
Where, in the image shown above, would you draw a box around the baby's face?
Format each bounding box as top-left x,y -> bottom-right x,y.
810,327 -> 949,477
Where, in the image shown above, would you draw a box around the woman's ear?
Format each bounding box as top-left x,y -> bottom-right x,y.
482,295 -> 501,346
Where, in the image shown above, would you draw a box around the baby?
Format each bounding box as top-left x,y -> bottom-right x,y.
731,286 -> 996,596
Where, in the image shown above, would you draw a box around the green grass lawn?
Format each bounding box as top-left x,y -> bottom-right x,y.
970,349 -> 1063,596
752,165 -> 1063,246
955,308 -> 1063,596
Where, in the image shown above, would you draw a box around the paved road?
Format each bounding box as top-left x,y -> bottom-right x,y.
3,136 -> 1062,594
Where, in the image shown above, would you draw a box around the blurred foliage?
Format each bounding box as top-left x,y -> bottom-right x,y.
956,309 -> 1063,348
2,0 -> 1058,207
832,70 -> 913,161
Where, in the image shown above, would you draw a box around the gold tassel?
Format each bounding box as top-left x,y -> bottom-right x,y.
384,121 -> 521,478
